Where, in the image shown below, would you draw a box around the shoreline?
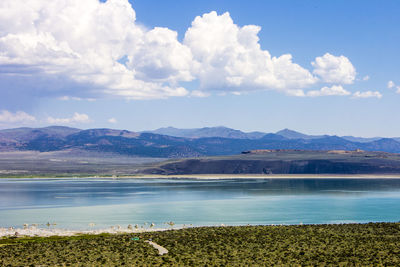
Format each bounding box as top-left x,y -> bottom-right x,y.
1,221 -> 398,238
3,173 -> 400,179
0,226 -> 174,238
127,174 -> 400,179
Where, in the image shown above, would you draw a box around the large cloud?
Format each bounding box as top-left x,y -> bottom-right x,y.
0,1 -> 359,101
0,0 -> 189,100
184,11 -> 317,93
127,27 -> 194,84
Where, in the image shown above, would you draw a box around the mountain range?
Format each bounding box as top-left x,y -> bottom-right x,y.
1,126 -> 400,158
143,126 -> 266,139
145,127 -> 390,143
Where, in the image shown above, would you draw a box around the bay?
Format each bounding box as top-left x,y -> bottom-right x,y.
1,178 -> 400,230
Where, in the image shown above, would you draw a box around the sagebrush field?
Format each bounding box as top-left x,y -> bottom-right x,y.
1,223 -> 400,266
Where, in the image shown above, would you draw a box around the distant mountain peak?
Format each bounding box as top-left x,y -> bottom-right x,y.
145,126 -> 265,139
275,129 -> 328,140
261,133 -> 288,140
278,128 -> 292,132
276,129 -> 309,139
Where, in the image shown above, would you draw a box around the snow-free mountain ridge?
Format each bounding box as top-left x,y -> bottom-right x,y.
1,126 -> 400,157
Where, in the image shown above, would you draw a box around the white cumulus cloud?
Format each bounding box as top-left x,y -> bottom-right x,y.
0,110 -> 36,124
306,85 -> 351,97
184,11 -> 317,93
127,27 -> 194,84
352,91 -> 382,99
47,112 -> 91,124
0,0 -> 189,100
0,1 -> 359,100
312,53 -> 356,84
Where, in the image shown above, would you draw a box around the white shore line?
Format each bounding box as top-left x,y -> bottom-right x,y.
124,174 -> 400,179
4,174 -> 400,179
1,222 -> 394,238
0,227 -> 175,238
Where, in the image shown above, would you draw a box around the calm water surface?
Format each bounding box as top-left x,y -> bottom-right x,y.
1,178 -> 400,229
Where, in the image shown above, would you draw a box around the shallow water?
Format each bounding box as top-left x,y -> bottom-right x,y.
1,178 -> 400,229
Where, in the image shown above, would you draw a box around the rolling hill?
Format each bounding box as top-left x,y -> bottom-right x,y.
143,126 -> 266,139
142,150 -> 400,175
1,126 -> 400,158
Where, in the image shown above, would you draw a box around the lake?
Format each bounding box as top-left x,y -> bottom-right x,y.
1,178 -> 400,230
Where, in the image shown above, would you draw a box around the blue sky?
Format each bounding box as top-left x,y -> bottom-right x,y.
0,0 -> 399,137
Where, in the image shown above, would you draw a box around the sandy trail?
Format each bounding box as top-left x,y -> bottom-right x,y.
145,240 -> 168,255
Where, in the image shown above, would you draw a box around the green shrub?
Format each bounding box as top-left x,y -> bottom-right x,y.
1,223 -> 400,266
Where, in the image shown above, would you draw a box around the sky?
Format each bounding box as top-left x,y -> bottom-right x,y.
0,0 -> 399,137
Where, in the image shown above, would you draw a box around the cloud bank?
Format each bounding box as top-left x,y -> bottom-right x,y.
0,110 -> 36,124
353,91 -> 382,99
0,110 -> 92,127
306,85 -> 351,97
47,113 -> 91,124
0,0 -> 364,100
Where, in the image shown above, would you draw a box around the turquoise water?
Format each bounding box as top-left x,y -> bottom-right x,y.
1,178 -> 400,229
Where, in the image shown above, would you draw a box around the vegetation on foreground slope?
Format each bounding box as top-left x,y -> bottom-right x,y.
1,223 -> 400,266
